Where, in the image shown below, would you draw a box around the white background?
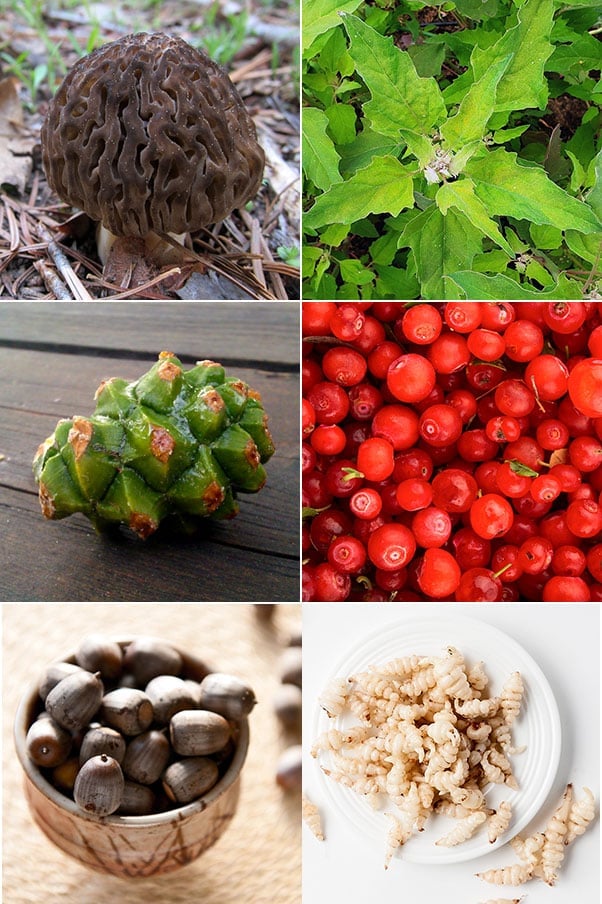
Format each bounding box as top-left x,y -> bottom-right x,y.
302,603 -> 600,904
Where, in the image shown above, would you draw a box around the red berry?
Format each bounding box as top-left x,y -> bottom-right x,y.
330,304 -> 365,341
357,437 -> 395,481
417,548 -> 461,598
313,562 -> 352,601
470,493 -> 514,540
327,535 -> 367,574
401,304 -> 443,344
411,506 -> 452,548
302,301 -> 602,602
431,469 -> 478,513
310,424 -> 346,456
387,354 -> 436,404
455,567 -> 503,602
367,524 -> 416,571
542,575 -> 590,602
371,404 -> 419,451
419,404 -> 463,447
444,302 -> 482,333
322,347 -> 367,386
568,358 -> 602,418
396,478 -> 433,511
525,355 -> 569,402
349,488 -> 383,520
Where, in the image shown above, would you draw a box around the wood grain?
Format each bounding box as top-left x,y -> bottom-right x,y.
0,302 -> 299,601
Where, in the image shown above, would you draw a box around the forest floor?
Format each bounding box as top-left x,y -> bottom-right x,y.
0,0 -> 300,299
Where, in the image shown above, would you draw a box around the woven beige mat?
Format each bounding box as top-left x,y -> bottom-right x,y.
2,603 -> 301,904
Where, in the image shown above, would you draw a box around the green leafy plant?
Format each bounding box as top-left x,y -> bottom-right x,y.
2,0 -> 105,105
302,0 -> 602,299
190,1 -> 250,65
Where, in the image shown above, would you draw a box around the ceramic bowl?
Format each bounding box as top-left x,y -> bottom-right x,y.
14,638 -> 249,878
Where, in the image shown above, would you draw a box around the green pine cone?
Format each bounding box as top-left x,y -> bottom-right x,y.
33,351 -> 275,539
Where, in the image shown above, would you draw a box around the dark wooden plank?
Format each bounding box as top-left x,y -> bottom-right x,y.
0,301 -> 299,366
0,487 -> 298,602
0,347 -> 297,449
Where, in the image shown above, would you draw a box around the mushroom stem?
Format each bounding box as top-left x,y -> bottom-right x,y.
96,225 -> 187,267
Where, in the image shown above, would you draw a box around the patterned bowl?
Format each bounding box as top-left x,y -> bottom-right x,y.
14,638 -> 249,878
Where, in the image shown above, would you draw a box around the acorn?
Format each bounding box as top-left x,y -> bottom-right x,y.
75,634 -> 123,681
278,647 -> 302,689
181,679 -> 203,707
122,730 -> 171,785
198,673 -> 257,721
79,725 -> 126,765
273,684 -> 302,730
123,638 -> 182,686
170,710 -> 231,757
37,661 -> 87,702
162,757 -> 219,804
144,675 -> 198,724
117,781 -> 156,816
52,756 -> 80,792
73,754 -> 124,817
45,670 -> 104,732
276,745 -> 302,792
100,687 -> 153,735
26,716 -> 72,767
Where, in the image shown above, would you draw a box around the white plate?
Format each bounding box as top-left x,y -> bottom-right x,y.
312,613 -> 561,865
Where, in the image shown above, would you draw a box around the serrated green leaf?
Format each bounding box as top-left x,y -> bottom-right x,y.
342,14 -> 447,137
338,129 -> 403,176
586,148 -> 602,219
566,150 -> 586,193
318,26 -> 355,78
319,224 -> 350,247
548,34 -> 602,75
565,148 -> 602,264
472,250 -> 514,273
325,104 -> 357,146
303,0 -> 363,52
456,0 -> 500,17
492,125 -> 530,143
375,265 -> 420,299
471,0 -> 555,112
440,54 -> 513,151
525,259 -> 554,287
406,42 -> 446,78
467,149 -> 602,234
449,140 -> 487,177
445,271 -> 584,299
304,155 -> 415,231
530,224 -> 563,249
436,178 -> 514,257
339,259 -> 375,285
399,206 -> 484,299
564,232 -> 602,266
302,108 -> 343,191
399,129 -> 435,169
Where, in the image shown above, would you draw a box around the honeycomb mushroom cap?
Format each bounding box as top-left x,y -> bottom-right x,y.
41,33 -> 265,238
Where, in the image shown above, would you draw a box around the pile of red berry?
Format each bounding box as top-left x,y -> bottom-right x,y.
302,302 -> 602,602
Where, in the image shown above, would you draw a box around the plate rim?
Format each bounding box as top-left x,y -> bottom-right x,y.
311,611 -> 562,865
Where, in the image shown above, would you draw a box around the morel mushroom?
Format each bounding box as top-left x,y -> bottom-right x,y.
41,32 -> 265,280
